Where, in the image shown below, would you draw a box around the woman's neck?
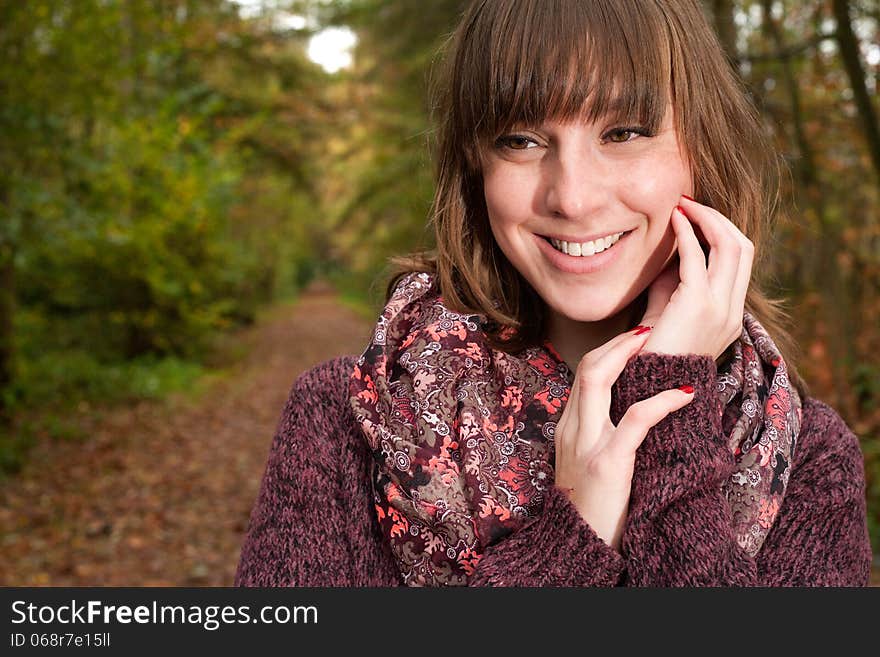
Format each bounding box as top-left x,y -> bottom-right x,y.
544,293 -> 646,374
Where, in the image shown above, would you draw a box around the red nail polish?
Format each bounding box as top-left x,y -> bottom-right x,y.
682,194 -> 695,202
675,205 -> 687,216
678,385 -> 694,394
633,325 -> 652,335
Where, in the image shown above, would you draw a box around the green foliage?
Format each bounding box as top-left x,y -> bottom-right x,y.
0,0 -> 330,474
22,350 -> 206,407
0,308 -> 210,478
302,0 -> 458,288
13,307 -> 208,407
17,112 -> 253,359
863,435 -> 880,554
0,425 -> 35,478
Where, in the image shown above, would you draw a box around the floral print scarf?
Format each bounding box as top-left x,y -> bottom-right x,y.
348,271 -> 803,586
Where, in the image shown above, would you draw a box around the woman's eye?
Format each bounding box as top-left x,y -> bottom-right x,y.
494,127 -> 651,151
495,134 -> 539,151
602,127 -> 650,144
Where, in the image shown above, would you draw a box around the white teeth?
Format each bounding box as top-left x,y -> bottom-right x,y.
550,231 -> 625,257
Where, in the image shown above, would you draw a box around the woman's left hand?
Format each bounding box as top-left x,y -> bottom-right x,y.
638,195 -> 755,361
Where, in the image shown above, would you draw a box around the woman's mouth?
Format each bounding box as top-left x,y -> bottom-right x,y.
535,229 -> 635,274
544,230 -> 633,257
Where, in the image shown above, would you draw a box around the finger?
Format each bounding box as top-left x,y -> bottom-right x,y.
681,196 -> 755,336
671,204 -> 719,284
609,387 -> 695,458
670,206 -> 710,286
687,195 -> 750,245
582,322 -> 653,363
676,198 -> 739,297
577,329 -> 652,443
558,327 -> 649,447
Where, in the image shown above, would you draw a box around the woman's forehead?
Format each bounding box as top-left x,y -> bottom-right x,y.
483,86 -> 674,136
515,101 -> 675,130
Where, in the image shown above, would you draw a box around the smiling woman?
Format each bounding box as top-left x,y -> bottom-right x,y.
481,105 -> 691,360
235,0 -> 873,587
402,0 -> 787,374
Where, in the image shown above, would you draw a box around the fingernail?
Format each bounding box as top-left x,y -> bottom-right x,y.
675,205 -> 687,216
682,194 -> 695,202
632,325 -> 652,335
678,385 -> 694,394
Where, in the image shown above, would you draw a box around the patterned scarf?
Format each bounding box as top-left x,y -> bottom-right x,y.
348,271 -> 803,586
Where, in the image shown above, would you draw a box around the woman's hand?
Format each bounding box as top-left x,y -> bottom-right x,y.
639,195 -> 755,360
553,327 -> 695,552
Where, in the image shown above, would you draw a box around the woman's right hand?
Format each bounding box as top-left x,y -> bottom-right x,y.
552,326 -> 695,553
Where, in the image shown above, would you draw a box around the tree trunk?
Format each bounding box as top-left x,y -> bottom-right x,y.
830,0 -> 880,379
760,1 -> 820,196
759,0 -> 833,294
0,9 -> 17,427
832,0 -> 880,188
0,182 -> 14,426
711,0 -> 739,66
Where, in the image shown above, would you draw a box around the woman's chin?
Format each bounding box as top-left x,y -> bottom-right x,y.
544,293 -> 631,324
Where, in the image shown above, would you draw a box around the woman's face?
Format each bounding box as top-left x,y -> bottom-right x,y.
481,103 -> 692,326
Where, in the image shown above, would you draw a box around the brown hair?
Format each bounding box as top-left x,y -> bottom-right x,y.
385,0 -> 810,399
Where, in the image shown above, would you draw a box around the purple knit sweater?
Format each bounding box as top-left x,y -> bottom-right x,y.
234,353 -> 873,586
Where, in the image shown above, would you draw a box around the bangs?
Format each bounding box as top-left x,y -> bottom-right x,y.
456,0 -> 673,165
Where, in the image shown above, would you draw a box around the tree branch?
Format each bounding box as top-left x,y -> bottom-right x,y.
740,30 -> 837,63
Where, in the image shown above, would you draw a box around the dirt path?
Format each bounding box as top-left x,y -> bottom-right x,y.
1,281 -> 877,586
0,280 -> 374,586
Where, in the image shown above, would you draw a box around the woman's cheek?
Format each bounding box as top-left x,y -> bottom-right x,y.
620,156 -> 685,213
484,171 -> 532,226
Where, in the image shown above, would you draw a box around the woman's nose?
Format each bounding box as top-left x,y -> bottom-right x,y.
544,151 -> 609,219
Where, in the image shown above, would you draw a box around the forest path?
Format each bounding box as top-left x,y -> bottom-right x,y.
1,280 -> 877,586
0,280 -> 373,585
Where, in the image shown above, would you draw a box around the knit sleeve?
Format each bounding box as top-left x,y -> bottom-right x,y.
609,352 -> 873,586
234,356 -> 402,587
465,484 -> 627,586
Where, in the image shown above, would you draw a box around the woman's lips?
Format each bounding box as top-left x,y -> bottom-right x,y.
535,229 -> 634,274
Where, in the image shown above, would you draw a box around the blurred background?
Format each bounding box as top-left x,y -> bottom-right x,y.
0,0 -> 877,585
